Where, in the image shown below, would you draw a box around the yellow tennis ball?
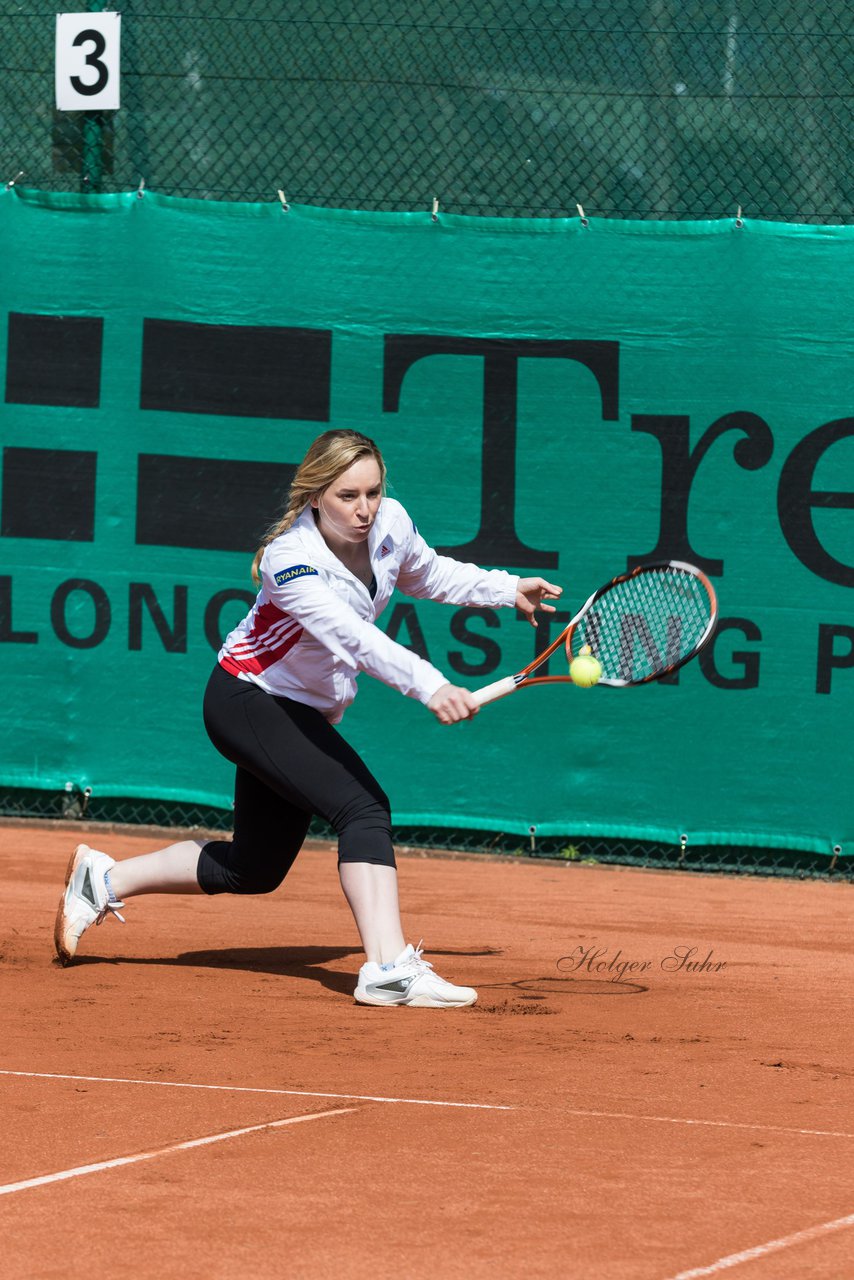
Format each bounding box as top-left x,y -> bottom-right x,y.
570,648 -> 602,687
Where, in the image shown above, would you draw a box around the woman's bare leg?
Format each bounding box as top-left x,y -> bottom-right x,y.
107,839 -> 207,898
338,862 -> 406,964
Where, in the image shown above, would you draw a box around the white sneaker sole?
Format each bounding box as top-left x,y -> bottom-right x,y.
354,988 -> 477,1009
53,843 -> 91,966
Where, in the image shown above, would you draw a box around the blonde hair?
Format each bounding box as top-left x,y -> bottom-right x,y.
251,429 -> 386,583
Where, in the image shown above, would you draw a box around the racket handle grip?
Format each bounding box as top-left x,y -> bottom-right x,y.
471,675 -> 518,707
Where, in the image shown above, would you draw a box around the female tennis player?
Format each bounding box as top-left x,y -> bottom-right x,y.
55,429 -> 561,1007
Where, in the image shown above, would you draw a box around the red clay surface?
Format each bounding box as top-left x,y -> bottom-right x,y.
1,820 -> 853,1279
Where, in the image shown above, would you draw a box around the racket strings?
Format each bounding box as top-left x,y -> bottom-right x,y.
573,567 -> 714,684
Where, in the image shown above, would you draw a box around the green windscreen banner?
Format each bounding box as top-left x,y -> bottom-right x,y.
1,189 -> 851,855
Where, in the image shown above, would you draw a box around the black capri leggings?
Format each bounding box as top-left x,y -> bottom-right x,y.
198,664 -> 395,895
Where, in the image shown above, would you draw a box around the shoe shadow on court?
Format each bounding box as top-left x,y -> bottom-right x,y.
71,945 -> 502,997
177,947 -> 358,994
71,946 -> 358,995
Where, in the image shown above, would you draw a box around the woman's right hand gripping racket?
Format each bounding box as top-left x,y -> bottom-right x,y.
473,560 -> 718,707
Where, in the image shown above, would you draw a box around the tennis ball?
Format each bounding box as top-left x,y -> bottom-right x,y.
570,646 -> 602,687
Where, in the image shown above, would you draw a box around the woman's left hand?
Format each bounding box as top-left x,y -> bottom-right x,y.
515,577 -> 563,628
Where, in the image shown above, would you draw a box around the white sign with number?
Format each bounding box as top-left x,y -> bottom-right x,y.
55,12 -> 121,111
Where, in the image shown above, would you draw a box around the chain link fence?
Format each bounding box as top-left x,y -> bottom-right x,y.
1,1 -> 851,218
1,787 -> 847,880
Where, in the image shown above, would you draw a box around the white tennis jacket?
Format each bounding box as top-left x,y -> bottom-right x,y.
219,497 -> 519,722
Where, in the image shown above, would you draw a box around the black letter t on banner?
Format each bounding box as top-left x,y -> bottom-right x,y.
383,336 -> 619,567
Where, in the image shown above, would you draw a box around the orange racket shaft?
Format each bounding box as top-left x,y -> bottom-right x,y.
471,671 -> 577,706
470,613 -> 577,706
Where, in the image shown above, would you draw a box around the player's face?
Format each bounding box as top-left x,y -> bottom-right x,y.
314,456 -> 383,545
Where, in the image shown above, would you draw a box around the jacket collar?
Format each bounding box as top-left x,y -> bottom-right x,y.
293,501 -> 392,572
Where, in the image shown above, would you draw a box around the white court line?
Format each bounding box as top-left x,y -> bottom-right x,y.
563,1105 -> 854,1142
664,1209 -> 854,1278
0,1069 -> 515,1111
2,1071 -> 851,1139
0,1106 -> 356,1199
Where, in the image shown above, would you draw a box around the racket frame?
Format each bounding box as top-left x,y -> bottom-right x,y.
472,560 -> 717,707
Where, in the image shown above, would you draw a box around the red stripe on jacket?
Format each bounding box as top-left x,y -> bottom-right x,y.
220,603 -> 304,676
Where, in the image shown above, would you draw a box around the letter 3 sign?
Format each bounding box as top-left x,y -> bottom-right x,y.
55,12 -> 121,111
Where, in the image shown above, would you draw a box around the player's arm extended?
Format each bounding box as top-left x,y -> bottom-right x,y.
395,518 -> 560,623
394,520 -> 519,608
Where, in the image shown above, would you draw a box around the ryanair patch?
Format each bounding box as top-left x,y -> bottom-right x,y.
274,564 -> 318,586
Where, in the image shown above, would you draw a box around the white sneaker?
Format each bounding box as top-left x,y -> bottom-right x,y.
354,942 -> 477,1008
54,844 -> 125,965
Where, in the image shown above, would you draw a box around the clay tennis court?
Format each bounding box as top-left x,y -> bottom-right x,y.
2,820 -> 852,1279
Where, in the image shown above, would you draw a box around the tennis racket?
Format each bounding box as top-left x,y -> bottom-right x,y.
472,560 -> 717,707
